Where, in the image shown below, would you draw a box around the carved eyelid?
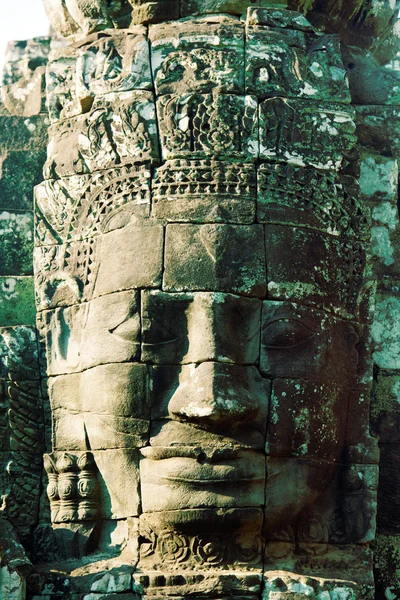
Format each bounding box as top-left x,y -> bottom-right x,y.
262,317 -> 318,349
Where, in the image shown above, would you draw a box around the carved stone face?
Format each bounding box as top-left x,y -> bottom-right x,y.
36,7 -> 376,579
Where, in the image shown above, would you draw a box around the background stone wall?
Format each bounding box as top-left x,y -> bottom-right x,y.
0,38 -> 50,598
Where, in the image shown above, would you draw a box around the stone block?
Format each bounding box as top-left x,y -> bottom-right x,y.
90,570 -> 132,593
78,29 -> 152,95
135,570 -> 262,597
371,374 -> 400,443
0,115 -> 49,152
84,595 -> 139,600
180,0 -> 274,16
263,571 -> 370,600
42,0 -> 79,37
149,17 -> 244,95
164,224 -> 266,298
0,211 -> 33,276
246,7 -> 315,30
130,1 -> 179,24
377,444 -> 400,534
257,163 -> 367,239
139,507 -> 263,570
51,410 -> 87,450
47,29 -> 152,122
49,362 -> 149,415
35,164 -> 151,246
1,38 -> 50,119
372,292 -> 400,369
266,378 -> 348,461
43,290 -> 140,375
359,154 -> 398,202
152,160 -> 256,223
374,535 -> 400,600
96,518 -> 139,558
93,449 -> 142,519
265,225 -> 367,317
0,277 -> 36,327
157,94 -> 258,161
261,301 -> 359,383
142,290 -> 261,365
2,65 -> 46,119
149,413 -> 268,452
94,221 -> 164,297
44,91 -> 159,179
246,14 -> 350,103
259,98 -> 356,170
0,326 -> 39,381
50,363 -> 150,449
0,150 -> 47,210
0,566 -> 25,600
359,155 -> 400,277
264,543 -> 373,583
356,105 -> 400,156
265,457 -> 378,544
35,222 -> 164,309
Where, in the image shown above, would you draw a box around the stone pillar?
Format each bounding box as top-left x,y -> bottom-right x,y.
349,52 -> 400,599
30,1 -> 400,598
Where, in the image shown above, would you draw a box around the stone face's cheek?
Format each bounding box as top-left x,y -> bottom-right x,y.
49,363 -> 150,448
266,379 -> 349,462
43,289 -> 141,375
264,457 -> 378,546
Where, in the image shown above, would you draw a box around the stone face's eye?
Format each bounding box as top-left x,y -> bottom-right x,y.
262,319 -> 317,349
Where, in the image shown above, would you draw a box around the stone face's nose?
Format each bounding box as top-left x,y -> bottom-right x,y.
141,290 -> 262,366
167,362 -> 268,430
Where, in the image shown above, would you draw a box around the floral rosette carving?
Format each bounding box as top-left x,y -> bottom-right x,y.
157,531 -> 190,564
192,535 -> 225,566
298,512 -> 329,556
233,533 -> 262,565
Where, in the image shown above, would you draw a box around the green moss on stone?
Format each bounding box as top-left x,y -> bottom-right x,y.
0,211 -> 34,275
373,535 -> 400,600
0,149 -> 47,210
0,276 -> 36,326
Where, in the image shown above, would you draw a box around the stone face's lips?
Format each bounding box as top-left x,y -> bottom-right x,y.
141,445 -> 244,461
140,451 -> 265,484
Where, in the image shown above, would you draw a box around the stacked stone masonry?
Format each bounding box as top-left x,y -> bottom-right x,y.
1,1 -> 400,599
0,37 -> 52,600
